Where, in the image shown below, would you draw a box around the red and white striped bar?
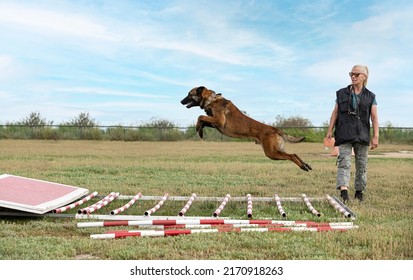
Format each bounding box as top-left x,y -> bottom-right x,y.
79,192 -> 119,215
246,194 -> 253,218
302,194 -> 321,217
178,193 -> 196,216
144,193 -> 168,216
53,191 -> 98,213
78,192 -> 116,214
84,192 -> 119,214
104,224 -> 263,231
274,194 -> 286,217
77,218 -> 354,228
325,194 -> 352,218
110,192 -> 142,215
90,225 -> 359,239
74,214 -> 226,221
105,221 -> 354,231
78,192 -> 115,213
213,194 -> 231,217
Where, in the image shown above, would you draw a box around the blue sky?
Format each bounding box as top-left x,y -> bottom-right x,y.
0,0 -> 412,127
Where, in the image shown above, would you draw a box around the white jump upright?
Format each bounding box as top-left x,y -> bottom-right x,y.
144,193 -> 168,216
325,194 -> 352,218
213,194 -> 231,217
53,191 -> 98,213
274,194 -> 286,217
86,192 -> 119,214
178,193 -> 197,216
110,192 -> 142,215
79,192 -> 119,215
302,194 -> 321,217
246,194 -> 253,218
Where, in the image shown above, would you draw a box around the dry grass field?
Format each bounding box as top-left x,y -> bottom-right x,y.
0,140 -> 412,260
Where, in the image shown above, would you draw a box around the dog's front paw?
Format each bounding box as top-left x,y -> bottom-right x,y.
196,126 -> 204,139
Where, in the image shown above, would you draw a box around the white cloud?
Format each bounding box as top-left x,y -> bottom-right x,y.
0,2 -> 295,68
0,55 -> 14,73
0,55 -> 23,81
292,0 -> 340,24
0,90 -> 13,99
0,3 -> 116,42
302,3 -> 413,87
55,87 -> 169,99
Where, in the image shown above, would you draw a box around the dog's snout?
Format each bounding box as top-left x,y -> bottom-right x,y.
181,96 -> 189,105
181,87 -> 202,108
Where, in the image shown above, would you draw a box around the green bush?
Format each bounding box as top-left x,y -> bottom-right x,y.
107,126 -> 126,141
1,124 -> 412,144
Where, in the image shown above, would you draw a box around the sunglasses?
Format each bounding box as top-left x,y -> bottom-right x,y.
349,72 -> 364,77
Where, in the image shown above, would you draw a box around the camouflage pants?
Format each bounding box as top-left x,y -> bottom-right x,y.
336,142 -> 369,191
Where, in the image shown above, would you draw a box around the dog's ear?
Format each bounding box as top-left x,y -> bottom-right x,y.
196,86 -> 205,96
202,89 -> 215,99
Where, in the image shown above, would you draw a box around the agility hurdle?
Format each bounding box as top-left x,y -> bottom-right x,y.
114,194 -> 333,219
47,193 -> 357,221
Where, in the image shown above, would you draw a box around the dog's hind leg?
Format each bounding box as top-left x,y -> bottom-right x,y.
282,152 -> 312,171
261,137 -> 312,171
264,149 -> 312,171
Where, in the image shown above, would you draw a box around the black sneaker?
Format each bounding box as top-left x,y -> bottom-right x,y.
355,191 -> 364,202
340,190 -> 349,203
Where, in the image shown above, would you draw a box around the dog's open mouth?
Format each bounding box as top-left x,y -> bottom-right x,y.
181,98 -> 195,108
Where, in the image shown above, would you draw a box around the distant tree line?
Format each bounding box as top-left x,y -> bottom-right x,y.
0,112 -> 411,144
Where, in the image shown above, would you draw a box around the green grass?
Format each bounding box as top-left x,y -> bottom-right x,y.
0,140 -> 412,260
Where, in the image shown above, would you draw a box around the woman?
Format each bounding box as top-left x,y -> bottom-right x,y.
326,65 -> 379,203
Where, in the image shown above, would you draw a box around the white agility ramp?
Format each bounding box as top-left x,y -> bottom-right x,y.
0,174 -> 89,214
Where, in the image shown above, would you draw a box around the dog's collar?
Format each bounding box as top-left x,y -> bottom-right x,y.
201,93 -> 218,109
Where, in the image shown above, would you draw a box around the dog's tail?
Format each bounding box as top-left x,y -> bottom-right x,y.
283,134 -> 305,143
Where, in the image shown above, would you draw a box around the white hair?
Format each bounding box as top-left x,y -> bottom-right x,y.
353,64 -> 369,86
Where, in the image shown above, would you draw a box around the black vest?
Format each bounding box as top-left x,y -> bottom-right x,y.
334,86 -> 376,146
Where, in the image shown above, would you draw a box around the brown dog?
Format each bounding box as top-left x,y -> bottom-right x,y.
181,86 -> 312,171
